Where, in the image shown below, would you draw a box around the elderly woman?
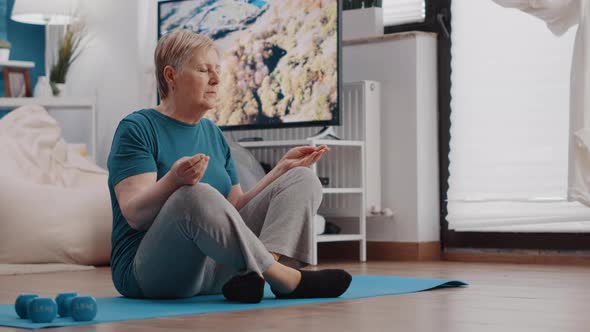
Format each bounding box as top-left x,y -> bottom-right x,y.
107,30 -> 351,303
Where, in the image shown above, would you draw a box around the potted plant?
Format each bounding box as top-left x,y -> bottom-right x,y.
0,39 -> 11,62
342,0 -> 384,40
49,22 -> 86,97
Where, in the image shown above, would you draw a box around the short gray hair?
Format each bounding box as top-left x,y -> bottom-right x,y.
154,30 -> 216,99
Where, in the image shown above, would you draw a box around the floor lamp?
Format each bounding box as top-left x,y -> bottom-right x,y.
10,0 -> 77,95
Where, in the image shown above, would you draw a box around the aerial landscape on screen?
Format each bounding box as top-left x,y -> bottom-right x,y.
159,0 -> 338,127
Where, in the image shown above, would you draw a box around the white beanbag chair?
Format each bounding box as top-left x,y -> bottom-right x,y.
0,105 -> 111,265
228,138 -> 266,192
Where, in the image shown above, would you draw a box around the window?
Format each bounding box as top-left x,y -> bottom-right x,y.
447,0 -> 590,233
383,0 -> 426,26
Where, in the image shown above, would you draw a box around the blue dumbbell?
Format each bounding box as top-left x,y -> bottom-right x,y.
27,298 -> 57,323
14,294 -> 39,319
63,297 -> 75,316
55,292 -> 78,317
70,296 -> 97,321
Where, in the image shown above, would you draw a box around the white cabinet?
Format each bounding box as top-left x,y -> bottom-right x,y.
240,139 -> 367,265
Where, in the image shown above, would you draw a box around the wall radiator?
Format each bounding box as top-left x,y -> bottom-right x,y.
227,80 -> 382,218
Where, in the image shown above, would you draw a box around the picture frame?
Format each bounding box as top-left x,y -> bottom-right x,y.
2,67 -> 31,97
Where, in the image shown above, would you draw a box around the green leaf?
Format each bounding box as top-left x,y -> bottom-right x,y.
50,22 -> 87,84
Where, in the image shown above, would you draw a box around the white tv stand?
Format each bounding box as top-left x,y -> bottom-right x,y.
239,138 -> 366,265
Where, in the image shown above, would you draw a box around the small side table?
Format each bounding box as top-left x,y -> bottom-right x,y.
0,60 -> 35,97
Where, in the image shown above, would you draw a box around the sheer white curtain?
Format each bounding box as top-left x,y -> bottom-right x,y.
448,0 -> 590,232
382,0 -> 425,26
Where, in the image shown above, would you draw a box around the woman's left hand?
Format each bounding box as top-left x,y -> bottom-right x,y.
276,145 -> 330,173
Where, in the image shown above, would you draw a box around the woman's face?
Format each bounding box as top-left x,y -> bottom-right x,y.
175,47 -> 220,112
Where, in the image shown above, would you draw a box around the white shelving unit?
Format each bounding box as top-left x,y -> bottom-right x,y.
240,138 -> 366,265
0,97 -> 97,160
0,60 -> 35,69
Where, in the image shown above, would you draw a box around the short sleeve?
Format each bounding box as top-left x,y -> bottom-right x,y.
108,119 -> 158,187
215,126 -> 240,186
225,147 -> 240,186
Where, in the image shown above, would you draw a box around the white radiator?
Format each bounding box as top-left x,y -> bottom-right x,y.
227,80 -> 381,218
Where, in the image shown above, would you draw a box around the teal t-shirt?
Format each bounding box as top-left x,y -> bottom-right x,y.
107,108 -> 239,297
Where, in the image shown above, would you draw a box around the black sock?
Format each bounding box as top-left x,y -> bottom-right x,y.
222,272 -> 265,304
271,269 -> 352,299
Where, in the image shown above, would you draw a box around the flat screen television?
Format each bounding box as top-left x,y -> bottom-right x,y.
158,0 -> 341,131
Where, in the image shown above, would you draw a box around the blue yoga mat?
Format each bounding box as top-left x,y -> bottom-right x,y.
0,275 -> 467,330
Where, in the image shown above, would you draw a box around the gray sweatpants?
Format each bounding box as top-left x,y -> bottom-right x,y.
132,167 -> 323,299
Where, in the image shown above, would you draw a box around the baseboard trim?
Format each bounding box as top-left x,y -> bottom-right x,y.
318,241 -> 590,265
318,241 -> 441,262
443,249 -> 590,265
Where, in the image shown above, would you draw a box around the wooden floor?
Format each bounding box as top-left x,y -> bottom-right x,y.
1,261 -> 589,332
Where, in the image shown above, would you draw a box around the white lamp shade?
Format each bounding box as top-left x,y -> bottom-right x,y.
11,0 -> 77,25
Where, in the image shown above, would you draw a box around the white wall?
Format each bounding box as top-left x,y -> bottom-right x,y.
415,35 -> 440,242
343,33 -> 439,242
66,0 -> 148,167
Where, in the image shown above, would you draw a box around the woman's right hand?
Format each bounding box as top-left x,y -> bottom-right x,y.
169,154 -> 210,186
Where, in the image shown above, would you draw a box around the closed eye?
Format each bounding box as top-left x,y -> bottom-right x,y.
196,64 -> 221,75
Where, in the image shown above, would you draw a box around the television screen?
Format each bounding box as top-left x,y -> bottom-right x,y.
158,0 -> 340,130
